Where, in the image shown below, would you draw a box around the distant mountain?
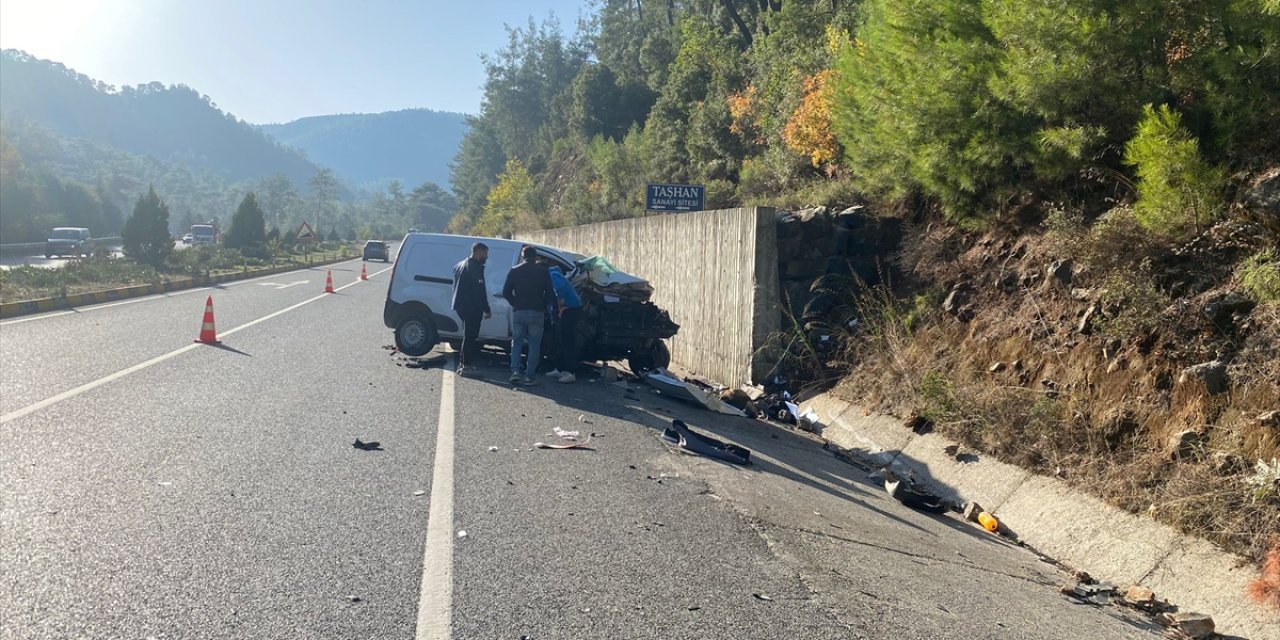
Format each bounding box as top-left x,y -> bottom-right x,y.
0,49 -> 323,187
259,109 -> 468,189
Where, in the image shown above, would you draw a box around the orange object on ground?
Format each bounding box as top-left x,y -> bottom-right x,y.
324,270 -> 335,293
194,295 -> 220,344
978,511 -> 1000,533
359,263 -> 368,280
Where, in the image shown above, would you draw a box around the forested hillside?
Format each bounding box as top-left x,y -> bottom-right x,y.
1,116 -> 458,243
260,109 -> 468,190
0,50 -> 460,243
0,50 -> 321,186
449,0 -> 1279,235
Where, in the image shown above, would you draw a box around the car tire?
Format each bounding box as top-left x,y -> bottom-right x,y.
395,315 -> 437,357
628,341 -> 670,374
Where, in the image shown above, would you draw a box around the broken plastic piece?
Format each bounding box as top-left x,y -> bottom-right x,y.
798,406 -> 822,432
535,436 -> 594,450
644,369 -> 747,416
661,420 -> 751,465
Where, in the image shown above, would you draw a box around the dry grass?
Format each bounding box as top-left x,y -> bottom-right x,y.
828,215 -> 1280,565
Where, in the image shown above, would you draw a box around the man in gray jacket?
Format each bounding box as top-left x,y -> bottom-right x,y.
502,245 -> 555,385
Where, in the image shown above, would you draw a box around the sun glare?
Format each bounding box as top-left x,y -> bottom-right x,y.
0,0 -> 113,58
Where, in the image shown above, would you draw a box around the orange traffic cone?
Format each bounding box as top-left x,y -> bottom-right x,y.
194,295 -> 220,344
324,270 -> 335,293
359,263 -> 368,280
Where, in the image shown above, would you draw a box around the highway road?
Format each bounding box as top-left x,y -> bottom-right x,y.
0,257 -> 1164,639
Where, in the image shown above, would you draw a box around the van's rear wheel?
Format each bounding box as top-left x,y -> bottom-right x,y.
395,315 -> 437,357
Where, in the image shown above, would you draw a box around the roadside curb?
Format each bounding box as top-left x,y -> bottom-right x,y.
0,255 -> 355,319
803,393 -> 1276,639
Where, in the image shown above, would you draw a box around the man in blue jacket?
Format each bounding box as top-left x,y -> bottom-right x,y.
451,242 -> 490,378
545,265 -> 583,383
502,246 -> 555,385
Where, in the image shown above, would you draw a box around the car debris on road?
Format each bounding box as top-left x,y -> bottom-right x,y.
534,438 -> 594,450
880,468 -> 950,514
352,439 -> 382,451
660,419 -> 751,466
644,369 -> 746,416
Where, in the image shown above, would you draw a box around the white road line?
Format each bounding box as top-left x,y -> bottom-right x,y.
416,370 -> 456,640
0,261 -> 362,326
0,266 -> 393,424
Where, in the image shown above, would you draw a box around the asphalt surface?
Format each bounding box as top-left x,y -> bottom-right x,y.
0,257 -> 1164,639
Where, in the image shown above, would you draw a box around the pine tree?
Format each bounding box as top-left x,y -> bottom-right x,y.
121,186 -> 173,268
225,192 -> 267,250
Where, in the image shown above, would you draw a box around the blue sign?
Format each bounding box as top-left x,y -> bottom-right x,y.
645,183 -> 705,212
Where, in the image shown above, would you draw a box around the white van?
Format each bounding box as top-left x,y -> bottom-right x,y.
383,233 -> 583,356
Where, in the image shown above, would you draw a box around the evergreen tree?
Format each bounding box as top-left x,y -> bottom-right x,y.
121,186 -> 173,268
225,192 -> 267,250
327,228 -> 340,242
309,167 -> 340,234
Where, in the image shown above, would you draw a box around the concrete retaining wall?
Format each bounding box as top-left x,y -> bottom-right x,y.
804,394 -> 1278,640
518,208 -> 780,386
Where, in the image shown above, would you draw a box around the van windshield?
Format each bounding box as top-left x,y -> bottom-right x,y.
50,229 -> 83,239
192,226 -> 214,236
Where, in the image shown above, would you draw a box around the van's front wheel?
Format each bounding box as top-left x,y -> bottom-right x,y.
395,315 -> 437,356
627,340 -> 671,374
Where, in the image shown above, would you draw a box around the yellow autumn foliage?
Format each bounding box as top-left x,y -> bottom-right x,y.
782,70 -> 839,168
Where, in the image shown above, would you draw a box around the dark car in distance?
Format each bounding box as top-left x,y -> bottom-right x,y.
363,240 -> 389,262
46,227 -> 92,258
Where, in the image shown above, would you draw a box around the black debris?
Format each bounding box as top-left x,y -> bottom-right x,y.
353,439 -> 383,451
882,469 -> 948,513
661,419 -> 751,465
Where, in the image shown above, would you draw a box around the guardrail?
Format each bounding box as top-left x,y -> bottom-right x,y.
0,237 -> 122,258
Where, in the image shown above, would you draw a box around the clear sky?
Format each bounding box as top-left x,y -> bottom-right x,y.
0,0 -> 590,123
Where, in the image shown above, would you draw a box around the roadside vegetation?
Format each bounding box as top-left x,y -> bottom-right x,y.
438,1 -> 1280,571
0,186 -> 355,303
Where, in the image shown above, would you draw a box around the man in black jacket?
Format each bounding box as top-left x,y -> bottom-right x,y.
502,245 -> 555,385
451,242 -> 490,377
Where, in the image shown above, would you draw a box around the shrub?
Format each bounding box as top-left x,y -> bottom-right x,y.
1124,105 -> 1226,236
121,187 -> 174,268
225,192 -> 267,250
1095,262 -> 1170,341
1240,250 -> 1280,303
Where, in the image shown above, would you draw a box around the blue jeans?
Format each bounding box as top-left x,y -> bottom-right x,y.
510,310 -> 545,377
